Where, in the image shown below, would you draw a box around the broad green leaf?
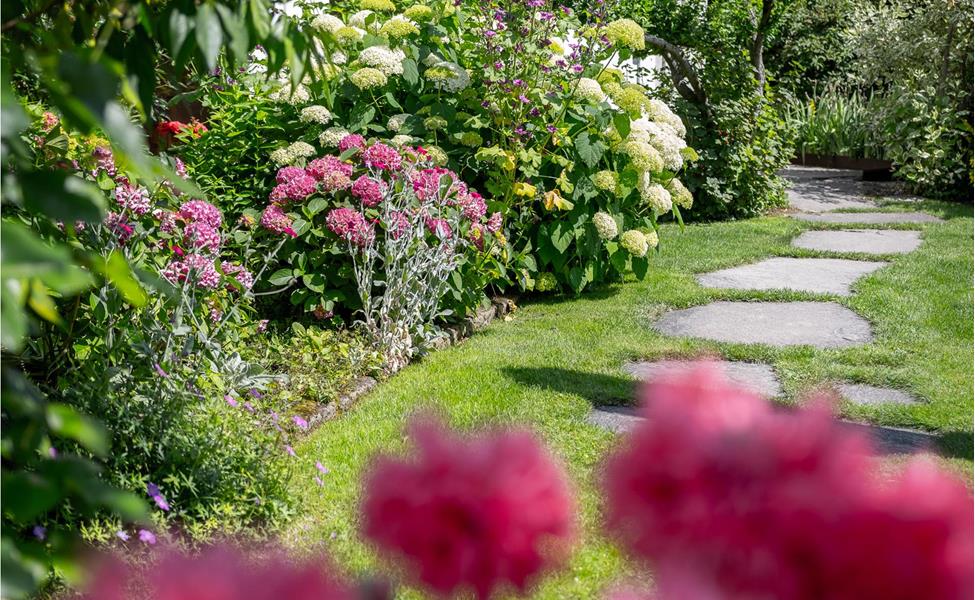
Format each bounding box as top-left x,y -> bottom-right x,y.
575,131 -> 606,169
268,268 -> 295,286
100,251 -> 148,307
27,280 -> 60,324
20,171 -> 106,223
195,4 -> 224,71
549,223 -> 573,254
613,112 -> 630,138
401,58 -> 419,86
46,403 -> 109,456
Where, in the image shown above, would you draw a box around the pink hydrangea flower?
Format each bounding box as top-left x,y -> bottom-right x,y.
306,156 -> 354,181
174,157 -> 187,179
260,205 -> 297,237
603,362 -> 974,600
271,174 -> 318,203
81,544 -> 356,600
103,212 -> 134,243
161,254 -> 221,289
362,418 -> 575,599
220,262 -> 254,290
153,209 -> 179,234
183,221 -> 221,253
114,179 -> 151,215
350,175 -> 386,207
486,212 -> 503,234
326,207 -> 374,247
386,210 -> 411,239
411,167 -> 458,201
338,134 -> 366,153
40,111 -> 59,132
457,190 -> 487,221
424,216 -> 452,239
468,223 -> 485,250
178,199 -> 222,228
276,166 -> 307,185
361,143 -> 402,171
320,172 -> 352,193
92,145 -> 116,176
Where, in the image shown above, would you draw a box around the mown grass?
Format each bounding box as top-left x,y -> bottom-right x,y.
285,198 -> 973,597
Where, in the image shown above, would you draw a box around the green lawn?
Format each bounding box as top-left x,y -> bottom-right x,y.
284,198 -> 973,597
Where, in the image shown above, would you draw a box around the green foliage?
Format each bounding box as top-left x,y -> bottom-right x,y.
783,88 -> 886,159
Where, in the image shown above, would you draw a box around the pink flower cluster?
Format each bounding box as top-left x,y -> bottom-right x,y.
103,212 -> 134,243
178,200 -> 222,229
338,134 -> 366,153
361,142 -> 402,171
326,207 -> 374,247
260,204 -> 296,237
350,175 -> 386,207
84,545 -> 355,600
423,215 -> 452,239
221,262 -> 254,291
362,418 -> 575,599
308,157 -> 354,193
604,363 -> 974,600
270,166 -> 317,204
411,167 -> 459,202
184,221 -> 221,253
161,253 -> 221,289
114,179 -> 151,215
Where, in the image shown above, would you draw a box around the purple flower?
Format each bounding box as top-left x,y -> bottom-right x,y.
147,482 -> 161,497
154,363 -> 169,378
513,79 -> 525,87
519,94 -> 531,104
285,445 -> 297,458
547,124 -> 558,133
32,525 -> 46,541
270,411 -> 279,423
225,394 -> 238,407
153,495 -> 171,511
572,64 -> 584,73
116,530 -> 130,541
314,476 -> 324,487
138,529 -> 157,545
257,319 -> 269,333
485,30 -> 496,38
316,461 -> 329,474
248,388 -> 263,399
293,416 -> 309,430
243,402 -> 256,413
48,447 -> 58,459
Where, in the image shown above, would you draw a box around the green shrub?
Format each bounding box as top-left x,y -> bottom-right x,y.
783,88 -> 886,160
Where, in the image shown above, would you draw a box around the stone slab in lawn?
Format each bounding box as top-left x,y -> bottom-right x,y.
653,301 -> 873,348
787,187 -> 878,213
792,211 -> 943,224
588,406 -> 936,454
793,229 -> 922,255
839,383 -> 922,406
697,257 -> 887,296
623,360 -> 782,397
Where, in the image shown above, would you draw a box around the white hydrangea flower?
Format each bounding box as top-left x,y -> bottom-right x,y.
639,175 -> 673,214
319,126 -> 349,147
358,45 -> 405,76
575,78 -> 605,103
422,52 -> 444,67
300,105 -> 333,125
330,51 -> 348,65
630,118 -> 686,171
250,46 -> 268,62
390,134 -> 415,146
311,14 -> 344,33
667,178 -> 694,210
387,113 -> 411,132
349,9 -> 373,28
620,229 -> 649,257
592,211 -> 619,240
425,60 -> 471,92
270,141 -> 317,166
269,75 -> 311,104
646,98 -> 686,137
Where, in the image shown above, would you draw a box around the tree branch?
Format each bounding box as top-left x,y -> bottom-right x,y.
750,0 -> 775,93
644,34 -> 708,106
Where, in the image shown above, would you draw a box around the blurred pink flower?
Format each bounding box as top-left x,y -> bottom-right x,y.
362,418 -> 575,599
604,362 -> 973,600
114,179 -> 152,215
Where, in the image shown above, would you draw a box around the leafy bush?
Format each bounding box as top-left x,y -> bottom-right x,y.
783,88 -> 886,160
174,0 -> 696,303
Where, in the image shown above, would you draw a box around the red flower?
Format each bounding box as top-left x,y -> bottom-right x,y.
362,418 -> 575,599
156,121 -> 186,137
84,544 -> 355,600
604,362 -> 973,600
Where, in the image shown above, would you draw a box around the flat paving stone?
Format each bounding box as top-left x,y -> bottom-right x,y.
588,406 -> 936,454
793,211 -> 943,224
792,229 -> 922,255
653,301 -> 873,348
697,257 -> 887,296
838,383 -> 922,406
779,166 -> 862,181
623,360 -> 782,397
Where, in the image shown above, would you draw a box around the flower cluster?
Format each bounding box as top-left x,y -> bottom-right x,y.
161,253 -> 221,289
605,363 -> 974,599
620,229 -> 649,257
269,141 -> 316,166
299,105 -> 333,125
605,18 -> 646,50
326,207 -> 375,247
638,179 -> 673,214
362,418 -> 575,598
593,211 -> 619,240
424,60 -> 471,92
667,178 -> 694,210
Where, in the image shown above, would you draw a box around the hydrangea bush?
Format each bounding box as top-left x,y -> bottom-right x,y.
175,0 -> 696,306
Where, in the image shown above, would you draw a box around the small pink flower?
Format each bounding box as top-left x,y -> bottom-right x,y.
225,394 -> 238,407
361,143 -> 402,171
285,445 -> 297,458
260,205 -> 297,237
326,207 -> 374,247
306,156 -> 354,181
183,221 -> 221,253
220,262 -> 254,291
178,199 -> 222,228
424,216 -> 452,239
486,212 -> 503,234
293,415 -> 309,430
276,166 -> 307,185
103,212 -> 134,243
138,529 -> 157,545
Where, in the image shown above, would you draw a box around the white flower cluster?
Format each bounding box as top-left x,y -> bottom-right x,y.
592,211 -> 619,240
270,141 -> 316,166
350,10 -> 380,31
390,134 -> 415,146
646,98 -> 686,137
358,45 -> 405,76
638,174 -> 673,214
387,113 -> 411,132
311,14 -> 344,33
300,105 -> 333,125
629,118 -> 687,172
319,126 -> 349,147
269,74 -> 311,105
575,78 -> 606,104
426,60 -> 471,92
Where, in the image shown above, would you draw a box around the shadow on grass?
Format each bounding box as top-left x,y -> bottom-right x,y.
938,430 -> 974,461
502,367 -> 635,406
518,284 -> 623,308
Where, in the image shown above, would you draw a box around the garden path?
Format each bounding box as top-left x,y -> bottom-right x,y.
589,166 -> 941,454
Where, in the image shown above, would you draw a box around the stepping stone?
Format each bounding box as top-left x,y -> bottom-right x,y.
697,258 -> 887,296
587,406 -> 936,455
653,301 -> 873,348
793,212 -> 943,224
623,360 -> 782,397
787,187 -> 878,213
793,229 -> 922,255
779,166 -> 861,181
838,383 -> 922,406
